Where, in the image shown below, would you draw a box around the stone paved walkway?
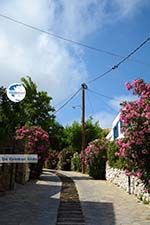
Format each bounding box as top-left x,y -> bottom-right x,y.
60,171 -> 150,225
0,170 -> 61,225
0,170 -> 149,225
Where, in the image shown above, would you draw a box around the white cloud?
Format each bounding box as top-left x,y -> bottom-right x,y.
93,111 -> 117,128
92,95 -> 138,128
113,0 -> 148,17
0,0 -> 89,103
0,0 -> 148,106
109,95 -> 137,111
49,0 -> 107,40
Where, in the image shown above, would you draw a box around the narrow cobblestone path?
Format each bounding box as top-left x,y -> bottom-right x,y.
59,171 -> 150,225
56,173 -> 85,225
0,170 -> 149,225
0,170 -> 61,225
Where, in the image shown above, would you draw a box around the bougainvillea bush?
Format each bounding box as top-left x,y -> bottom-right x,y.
58,146 -> 74,171
16,126 -> 50,178
46,150 -> 59,169
80,138 -> 108,179
115,79 -> 150,192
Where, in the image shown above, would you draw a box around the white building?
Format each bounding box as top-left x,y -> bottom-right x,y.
106,113 -> 124,141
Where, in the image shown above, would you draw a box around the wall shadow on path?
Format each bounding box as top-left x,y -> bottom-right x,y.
56,171 -> 115,225
41,169 -> 62,182
40,171 -> 60,182
0,172 -> 61,225
81,201 -> 115,225
69,175 -> 94,181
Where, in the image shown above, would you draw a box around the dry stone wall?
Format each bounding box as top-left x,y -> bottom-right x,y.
106,163 -> 150,203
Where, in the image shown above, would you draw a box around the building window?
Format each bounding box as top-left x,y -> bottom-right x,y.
120,120 -> 123,128
113,122 -> 119,139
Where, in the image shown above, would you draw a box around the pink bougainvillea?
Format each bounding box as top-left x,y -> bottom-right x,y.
80,138 -> 108,179
16,126 -> 50,160
16,126 -> 50,178
46,150 -> 59,169
116,79 -> 150,192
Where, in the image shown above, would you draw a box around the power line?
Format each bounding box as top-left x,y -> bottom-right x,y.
0,13 -> 117,55
0,13 -> 149,67
88,88 -> 114,100
0,13 -> 149,118
87,89 -> 117,112
54,88 -> 81,114
87,36 -> 150,84
53,91 -> 79,109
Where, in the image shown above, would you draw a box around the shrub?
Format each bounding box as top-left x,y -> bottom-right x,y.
107,141 -> 126,169
71,152 -> 81,172
16,126 -> 50,179
58,146 -> 74,171
116,79 -> 150,192
88,154 -> 106,179
80,138 -> 108,179
46,150 -> 59,169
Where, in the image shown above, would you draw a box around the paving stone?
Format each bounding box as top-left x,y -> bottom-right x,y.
0,170 -> 61,225
60,171 -> 150,225
0,169 -> 149,225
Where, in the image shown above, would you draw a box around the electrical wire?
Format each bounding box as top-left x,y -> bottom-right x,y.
87,89 -> 117,112
0,13 -> 149,116
0,13 -> 118,55
0,13 -> 149,67
87,36 -> 150,84
88,88 -> 114,100
53,91 -> 79,109
54,88 -> 81,114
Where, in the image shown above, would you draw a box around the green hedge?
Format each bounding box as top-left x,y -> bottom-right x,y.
88,156 -> 106,179
71,152 -> 81,172
107,141 -> 126,169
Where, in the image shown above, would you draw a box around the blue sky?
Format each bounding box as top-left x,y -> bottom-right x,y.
0,0 -> 150,128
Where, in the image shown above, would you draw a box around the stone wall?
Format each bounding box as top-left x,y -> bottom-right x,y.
0,141 -> 30,192
15,163 -> 30,184
0,163 -> 16,192
106,163 -> 150,203
0,143 -> 16,192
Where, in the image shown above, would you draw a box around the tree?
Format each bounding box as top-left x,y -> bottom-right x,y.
48,121 -> 65,151
116,79 -> 150,192
21,76 -> 55,132
64,121 -> 82,151
0,87 -> 23,143
0,77 -> 55,144
63,118 -> 105,152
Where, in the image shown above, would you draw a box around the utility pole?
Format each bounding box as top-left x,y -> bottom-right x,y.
81,83 -> 88,173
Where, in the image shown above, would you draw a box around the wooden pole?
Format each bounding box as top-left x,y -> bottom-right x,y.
81,83 -> 87,173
